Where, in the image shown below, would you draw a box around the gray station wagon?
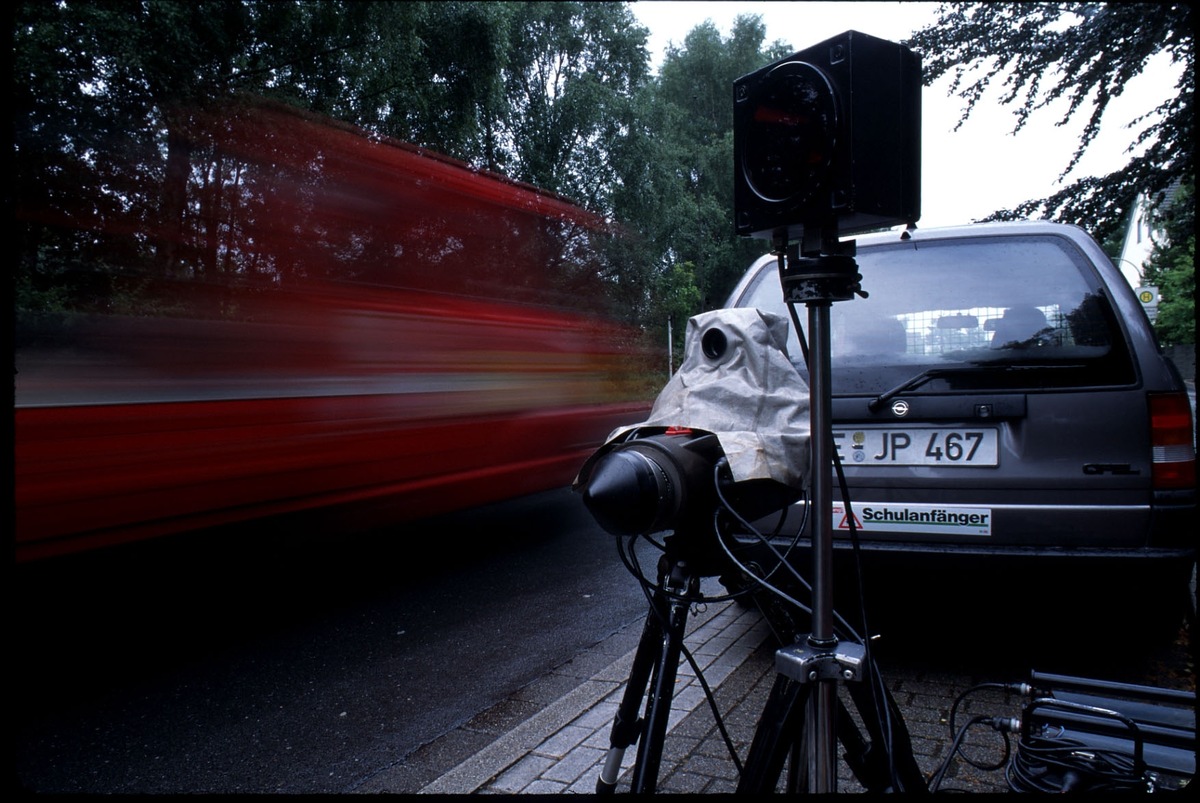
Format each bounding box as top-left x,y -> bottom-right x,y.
724,220 -> 1195,638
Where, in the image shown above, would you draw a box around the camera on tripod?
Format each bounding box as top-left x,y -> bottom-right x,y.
573,32 -> 933,795
573,306 -> 813,793
575,307 -> 810,578
578,427 -> 801,577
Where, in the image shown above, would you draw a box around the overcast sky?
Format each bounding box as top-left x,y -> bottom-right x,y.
628,1 -> 1181,230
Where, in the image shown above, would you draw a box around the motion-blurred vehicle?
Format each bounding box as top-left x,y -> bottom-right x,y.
725,220 -> 1195,633
14,100 -> 653,563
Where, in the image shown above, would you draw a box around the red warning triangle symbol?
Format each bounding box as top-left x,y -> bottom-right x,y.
836,508 -> 864,530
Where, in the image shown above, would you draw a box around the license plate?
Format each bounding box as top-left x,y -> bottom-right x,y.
833,427 -> 999,466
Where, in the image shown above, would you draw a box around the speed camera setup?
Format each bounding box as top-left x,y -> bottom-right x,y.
729,32 -> 925,794
575,29 -> 1194,795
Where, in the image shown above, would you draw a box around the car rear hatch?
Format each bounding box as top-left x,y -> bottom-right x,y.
728,226 -> 1193,555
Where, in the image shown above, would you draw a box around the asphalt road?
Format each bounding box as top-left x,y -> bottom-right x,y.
13,487 -> 652,794
14,483 -> 1194,794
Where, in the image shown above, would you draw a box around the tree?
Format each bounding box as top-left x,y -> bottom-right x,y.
13,1 -> 642,314
905,3 -> 1193,247
651,17 -> 791,312
1142,180 -> 1195,347
490,2 -> 648,201
601,15 -> 793,356
11,1 -> 789,342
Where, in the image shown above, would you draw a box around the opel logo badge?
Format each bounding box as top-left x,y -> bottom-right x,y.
891,400 -> 910,417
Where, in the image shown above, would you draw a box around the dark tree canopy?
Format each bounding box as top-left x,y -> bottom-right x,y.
12,1 -> 653,322
15,1 -> 1191,346
906,2 -> 1193,245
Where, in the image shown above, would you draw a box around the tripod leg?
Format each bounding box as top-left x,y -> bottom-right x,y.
596,555 -> 698,794
627,589 -> 690,793
835,695 -> 872,781
595,599 -> 665,793
737,673 -> 812,793
842,664 -> 929,793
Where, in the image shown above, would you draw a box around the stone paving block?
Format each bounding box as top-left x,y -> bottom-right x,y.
660,734 -> 701,768
679,751 -> 740,781
694,633 -> 737,656
534,723 -> 592,759
670,708 -> 717,741
489,753 -> 556,793
908,735 -> 948,760
676,649 -> 717,676
566,769 -> 604,794
696,656 -> 740,687
572,699 -> 619,731
669,683 -> 708,713
706,775 -> 738,793
581,725 -> 614,750
658,770 -> 711,793
539,744 -> 606,785
594,651 -> 636,682
521,777 -> 568,794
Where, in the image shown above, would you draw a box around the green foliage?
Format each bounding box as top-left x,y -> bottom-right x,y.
656,263 -> 703,368
16,0 -> 1194,346
1142,179 -> 1195,345
609,15 -> 786,335
499,4 -> 646,177
906,2 -> 1193,247
12,1 -> 654,315
10,0 -> 789,337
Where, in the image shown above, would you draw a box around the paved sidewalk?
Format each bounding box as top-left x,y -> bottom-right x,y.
419,597 -> 770,794
358,588 -> 1192,794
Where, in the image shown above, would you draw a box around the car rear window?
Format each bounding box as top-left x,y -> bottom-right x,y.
734,234 -> 1136,395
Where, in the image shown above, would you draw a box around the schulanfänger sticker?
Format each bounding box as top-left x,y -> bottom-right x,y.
834,503 -> 992,536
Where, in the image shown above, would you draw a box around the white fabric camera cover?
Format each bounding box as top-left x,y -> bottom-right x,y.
604,307 -> 810,488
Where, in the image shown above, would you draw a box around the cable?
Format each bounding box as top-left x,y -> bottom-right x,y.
777,252 -> 810,367
711,466 -> 864,643
615,529 -> 747,776
829,444 -> 901,789
946,682 -> 1024,770
1007,736 -> 1143,793
928,714 -> 1016,792
920,682 -> 1026,791
1007,699 -> 1149,793
715,487 -> 811,613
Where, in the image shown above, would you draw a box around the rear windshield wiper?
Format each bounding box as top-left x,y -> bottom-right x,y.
868,367 -> 982,412
867,363 -> 1086,413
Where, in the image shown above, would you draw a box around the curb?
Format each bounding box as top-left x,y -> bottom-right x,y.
420,598 -> 770,794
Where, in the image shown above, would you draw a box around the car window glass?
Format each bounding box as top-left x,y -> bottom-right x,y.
736,234 -> 1134,394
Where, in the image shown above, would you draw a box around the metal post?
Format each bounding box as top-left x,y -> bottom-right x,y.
667,315 -> 673,377
806,300 -> 838,792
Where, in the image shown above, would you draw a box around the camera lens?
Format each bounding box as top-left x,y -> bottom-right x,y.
581,448 -> 675,535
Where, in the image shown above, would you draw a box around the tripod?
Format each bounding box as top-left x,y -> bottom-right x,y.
733,236 -> 928,794
594,539 -> 709,794
590,234 -> 930,794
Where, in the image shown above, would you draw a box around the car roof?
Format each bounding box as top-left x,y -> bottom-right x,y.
742,219 -> 1110,275
853,219 -> 1093,248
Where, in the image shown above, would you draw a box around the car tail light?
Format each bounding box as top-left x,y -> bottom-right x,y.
1148,392 -> 1196,490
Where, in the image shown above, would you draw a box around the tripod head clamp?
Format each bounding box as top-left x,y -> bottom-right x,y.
776,639 -> 867,684
776,231 -> 866,306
